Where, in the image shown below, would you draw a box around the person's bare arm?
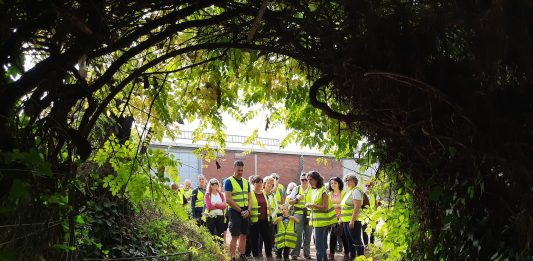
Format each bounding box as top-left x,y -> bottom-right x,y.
316,192 -> 329,212
349,199 -> 362,229
290,215 -> 300,224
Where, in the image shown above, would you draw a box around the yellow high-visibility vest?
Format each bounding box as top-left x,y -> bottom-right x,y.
275,217 -> 297,248
309,187 -> 336,227
228,176 -> 249,208
250,191 -> 271,223
340,187 -> 363,222
194,188 -> 205,208
292,185 -> 310,215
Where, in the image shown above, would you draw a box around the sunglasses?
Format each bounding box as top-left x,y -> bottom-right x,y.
300,179 -> 307,181
210,183 -> 219,185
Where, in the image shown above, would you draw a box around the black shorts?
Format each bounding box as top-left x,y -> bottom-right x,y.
228,209 -> 250,236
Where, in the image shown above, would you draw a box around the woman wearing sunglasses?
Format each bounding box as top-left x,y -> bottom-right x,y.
205,178 -> 226,239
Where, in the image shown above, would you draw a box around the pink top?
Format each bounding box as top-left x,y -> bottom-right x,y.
205,191 -> 226,211
332,192 -> 342,217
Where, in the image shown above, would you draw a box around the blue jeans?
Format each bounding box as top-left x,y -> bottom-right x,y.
314,226 -> 330,261
343,221 -> 364,258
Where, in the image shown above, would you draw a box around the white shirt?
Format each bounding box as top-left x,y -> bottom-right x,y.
209,193 -> 224,216
352,188 -> 362,201
289,185 -> 309,199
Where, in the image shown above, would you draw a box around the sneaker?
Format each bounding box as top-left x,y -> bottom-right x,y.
342,254 -> 350,261
291,257 -> 298,260
304,256 -> 312,260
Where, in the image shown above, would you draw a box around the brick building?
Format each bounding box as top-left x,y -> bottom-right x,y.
203,150 -> 343,187
151,131 -> 374,188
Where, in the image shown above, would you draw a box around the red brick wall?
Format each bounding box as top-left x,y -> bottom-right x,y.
202,150 -> 343,188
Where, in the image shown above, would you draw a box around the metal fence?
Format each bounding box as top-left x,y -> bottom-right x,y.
176,130 -> 280,146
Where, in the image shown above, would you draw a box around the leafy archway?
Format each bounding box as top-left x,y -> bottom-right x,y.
1,0 -> 531,260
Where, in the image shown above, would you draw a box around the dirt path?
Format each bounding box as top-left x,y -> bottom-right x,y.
224,233 -> 352,260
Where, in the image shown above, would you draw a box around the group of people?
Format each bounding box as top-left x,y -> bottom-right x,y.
172,160 -> 374,261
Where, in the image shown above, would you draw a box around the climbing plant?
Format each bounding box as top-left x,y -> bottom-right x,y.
1,0 -> 532,260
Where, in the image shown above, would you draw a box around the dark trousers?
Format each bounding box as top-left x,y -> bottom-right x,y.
329,223 -> 349,255
343,221 -> 364,258
250,220 -> 273,257
276,247 -> 291,259
206,215 -> 224,239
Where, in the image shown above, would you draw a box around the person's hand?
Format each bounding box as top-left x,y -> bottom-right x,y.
349,220 -> 355,229
276,216 -> 282,222
243,211 -> 250,219
296,195 -> 302,200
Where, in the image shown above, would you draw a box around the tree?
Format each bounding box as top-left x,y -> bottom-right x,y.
1,0 -> 531,259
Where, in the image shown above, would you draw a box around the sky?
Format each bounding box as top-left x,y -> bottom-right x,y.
174,109 -> 323,154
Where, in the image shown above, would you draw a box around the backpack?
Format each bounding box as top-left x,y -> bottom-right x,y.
362,192 -> 370,209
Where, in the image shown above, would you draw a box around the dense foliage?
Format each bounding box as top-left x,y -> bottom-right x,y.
1,0 -> 531,260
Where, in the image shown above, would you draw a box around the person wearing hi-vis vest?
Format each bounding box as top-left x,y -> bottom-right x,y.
288,172 -> 313,260
263,175 -> 279,252
273,204 -> 299,261
305,171 -> 337,261
340,173 -> 364,259
249,175 -> 274,260
224,160 -> 253,261
182,179 -> 193,201
171,183 -> 187,206
271,173 -> 285,214
328,177 -> 350,261
191,174 -> 207,226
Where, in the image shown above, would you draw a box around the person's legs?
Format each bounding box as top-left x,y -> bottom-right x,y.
353,221 -> 364,256
343,222 -> 356,259
239,234 -> 248,256
341,230 -> 350,257
282,247 -> 290,259
329,224 -> 337,255
230,236 -> 239,259
362,223 -> 369,246
276,247 -> 283,258
344,221 -> 364,257
250,222 -> 261,257
206,217 -> 216,236
239,216 -> 250,256
215,215 -> 225,239
314,226 -> 329,261
228,210 -> 242,259
261,221 -> 273,257
290,214 -> 304,258
302,221 -> 313,258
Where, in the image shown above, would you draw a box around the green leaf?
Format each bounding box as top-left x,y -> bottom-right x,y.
75,215 -> 85,224
8,179 -> 30,202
